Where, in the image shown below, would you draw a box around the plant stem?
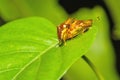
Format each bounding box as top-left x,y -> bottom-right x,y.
82,55 -> 104,80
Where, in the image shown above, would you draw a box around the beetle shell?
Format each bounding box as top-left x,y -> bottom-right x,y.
57,18 -> 92,45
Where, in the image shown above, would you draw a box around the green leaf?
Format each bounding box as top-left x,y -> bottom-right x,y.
63,6 -> 120,80
0,17 -> 97,80
0,0 -> 67,25
104,0 -> 120,39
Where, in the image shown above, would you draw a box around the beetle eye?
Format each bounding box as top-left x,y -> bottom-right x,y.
63,24 -> 70,29
63,24 -> 66,28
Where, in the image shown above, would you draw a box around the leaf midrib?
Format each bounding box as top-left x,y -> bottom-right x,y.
12,42 -> 58,80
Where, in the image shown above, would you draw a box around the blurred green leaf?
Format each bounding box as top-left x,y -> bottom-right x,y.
63,6 -> 120,80
0,0 -> 67,25
0,17 -> 96,80
104,0 -> 120,39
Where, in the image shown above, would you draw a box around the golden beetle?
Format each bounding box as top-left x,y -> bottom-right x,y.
57,18 -> 92,45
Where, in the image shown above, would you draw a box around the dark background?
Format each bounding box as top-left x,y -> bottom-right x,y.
58,0 -> 120,75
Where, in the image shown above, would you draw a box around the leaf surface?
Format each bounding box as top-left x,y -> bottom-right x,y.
0,17 -> 97,80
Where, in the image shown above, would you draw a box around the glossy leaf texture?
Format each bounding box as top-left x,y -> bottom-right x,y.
0,17 -> 97,80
